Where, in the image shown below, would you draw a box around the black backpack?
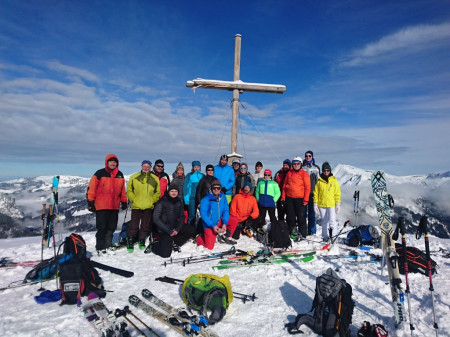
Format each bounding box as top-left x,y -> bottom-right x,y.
395,243 -> 437,276
63,233 -> 87,259
269,220 -> 291,249
286,268 -> 354,336
59,233 -> 105,305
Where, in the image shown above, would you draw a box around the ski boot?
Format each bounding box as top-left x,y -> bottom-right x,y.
138,239 -> 146,250
126,237 -> 134,253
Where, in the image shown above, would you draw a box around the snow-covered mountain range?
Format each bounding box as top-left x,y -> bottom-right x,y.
0,164 -> 449,239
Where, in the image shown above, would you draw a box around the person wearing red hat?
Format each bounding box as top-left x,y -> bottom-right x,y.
255,169 -> 281,226
87,154 -> 128,253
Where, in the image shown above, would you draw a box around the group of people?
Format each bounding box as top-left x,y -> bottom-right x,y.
86,151 -> 341,257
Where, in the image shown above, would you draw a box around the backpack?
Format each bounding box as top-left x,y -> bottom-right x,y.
269,220 -> 291,249
357,321 -> 388,337
59,233 -> 105,305
59,258 -> 105,305
23,255 -> 65,283
181,274 -> 233,324
395,243 -> 437,276
286,268 -> 354,336
347,225 -> 379,247
63,233 -> 87,259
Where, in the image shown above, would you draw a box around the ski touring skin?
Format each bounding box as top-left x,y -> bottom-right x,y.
371,171 -> 406,327
141,289 -> 219,337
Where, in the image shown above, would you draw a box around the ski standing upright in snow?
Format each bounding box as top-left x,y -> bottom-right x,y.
371,170 -> 406,327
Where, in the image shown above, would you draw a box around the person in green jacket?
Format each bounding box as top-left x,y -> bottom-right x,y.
126,160 -> 160,251
255,169 -> 281,226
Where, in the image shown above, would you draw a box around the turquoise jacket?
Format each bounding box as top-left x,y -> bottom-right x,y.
183,171 -> 205,204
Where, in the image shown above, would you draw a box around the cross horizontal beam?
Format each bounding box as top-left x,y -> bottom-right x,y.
186,78 -> 286,94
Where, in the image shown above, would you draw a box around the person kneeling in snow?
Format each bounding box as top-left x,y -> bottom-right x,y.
151,184 -> 195,258
196,180 -> 236,249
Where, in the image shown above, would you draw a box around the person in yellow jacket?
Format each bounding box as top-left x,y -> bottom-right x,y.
313,162 -> 341,241
126,160 -> 160,251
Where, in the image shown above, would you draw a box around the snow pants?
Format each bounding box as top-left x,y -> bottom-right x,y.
152,224 -> 196,258
95,210 -> 119,251
285,197 -> 307,238
195,218 -> 238,250
128,208 -> 153,241
319,207 -> 338,240
304,196 -> 317,235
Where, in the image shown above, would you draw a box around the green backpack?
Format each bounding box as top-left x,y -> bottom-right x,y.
181,274 -> 233,324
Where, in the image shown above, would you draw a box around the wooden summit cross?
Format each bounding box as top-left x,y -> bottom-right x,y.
186,34 -> 286,160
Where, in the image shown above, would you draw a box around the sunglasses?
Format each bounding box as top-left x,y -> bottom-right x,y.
206,169 -> 214,172
240,167 -> 247,170
212,186 -> 221,190
264,174 -> 271,176
324,169 -> 330,172
305,155 -> 312,157
156,165 -> 164,168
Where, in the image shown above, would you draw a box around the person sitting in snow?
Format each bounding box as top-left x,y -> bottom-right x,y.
228,181 -> 260,240
196,180 -> 235,249
151,183 -> 195,257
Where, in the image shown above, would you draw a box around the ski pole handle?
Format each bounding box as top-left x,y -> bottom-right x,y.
41,204 -> 46,220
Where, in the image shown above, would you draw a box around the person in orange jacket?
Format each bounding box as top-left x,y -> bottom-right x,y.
87,154 -> 128,252
281,157 -> 311,239
227,181 -> 260,240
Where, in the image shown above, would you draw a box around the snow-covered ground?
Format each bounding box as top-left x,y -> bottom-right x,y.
0,230 -> 449,337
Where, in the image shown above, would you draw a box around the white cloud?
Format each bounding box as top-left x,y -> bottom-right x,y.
339,22 -> 450,68
45,60 -> 99,83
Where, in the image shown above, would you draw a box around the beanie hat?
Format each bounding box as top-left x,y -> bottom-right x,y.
283,158 -> 291,165
305,150 -> 314,158
264,169 -> 272,176
232,159 -> 241,165
192,160 -> 201,167
155,159 -> 164,166
255,161 -> 263,168
322,162 -> 332,171
176,162 -> 184,171
243,181 -> 252,190
211,179 -> 222,188
292,157 -> 302,164
206,164 -> 214,172
220,154 -> 228,161
141,160 -> 152,166
168,182 -> 179,192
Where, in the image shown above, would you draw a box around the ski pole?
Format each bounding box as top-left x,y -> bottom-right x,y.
114,308 -> 147,336
124,306 -> 161,337
48,205 -> 58,289
38,204 -> 46,291
416,216 -> 439,337
330,220 -> 351,245
353,190 -> 359,227
155,276 -> 257,301
398,217 -> 414,336
161,246 -> 236,266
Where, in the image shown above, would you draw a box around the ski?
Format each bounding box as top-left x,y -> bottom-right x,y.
129,294 -> 198,336
212,253 -> 315,270
218,251 -> 316,265
0,257 -> 41,268
161,246 -> 237,267
90,260 -> 134,278
79,295 -> 116,337
141,289 -> 219,337
371,170 -> 406,327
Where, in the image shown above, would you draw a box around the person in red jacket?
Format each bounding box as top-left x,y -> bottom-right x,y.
281,157 -> 311,239
227,182 -> 260,240
274,159 -> 291,220
87,154 -> 128,252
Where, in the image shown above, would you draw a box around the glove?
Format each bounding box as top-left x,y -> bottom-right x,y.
88,201 -> 95,213
121,202 -> 128,210
221,187 -> 227,194
314,203 -> 319,215
335,203 -> 340,214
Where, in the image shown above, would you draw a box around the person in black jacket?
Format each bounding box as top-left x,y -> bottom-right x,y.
151,184 -> 195,258
195,164 -> 218,207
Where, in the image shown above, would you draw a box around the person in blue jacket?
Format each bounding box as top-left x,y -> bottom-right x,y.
214,154 -> 235,204
195,180 -> 231,250
183,161 -> 204,226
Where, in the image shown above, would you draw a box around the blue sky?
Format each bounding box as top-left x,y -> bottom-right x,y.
0,0 -> 449,180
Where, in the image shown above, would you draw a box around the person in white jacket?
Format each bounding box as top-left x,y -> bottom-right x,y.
313,162 -> 341,241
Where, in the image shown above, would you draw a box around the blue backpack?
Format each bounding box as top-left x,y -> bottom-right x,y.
347,225 -> 379,247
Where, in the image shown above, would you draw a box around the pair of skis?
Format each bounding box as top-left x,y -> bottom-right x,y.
128,289 -> 219,336
79,292 -> 130,337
